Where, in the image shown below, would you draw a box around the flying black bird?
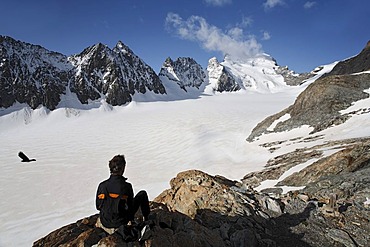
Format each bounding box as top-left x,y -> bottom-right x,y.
18,151 -> 36,162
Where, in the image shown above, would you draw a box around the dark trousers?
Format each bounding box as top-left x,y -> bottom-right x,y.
131,190 -> 150,221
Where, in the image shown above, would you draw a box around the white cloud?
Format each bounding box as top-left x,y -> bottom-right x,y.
165,13 -> 262,61
204,0 -> 232,6
303,1 -> 316,9
261,31 -> 271,41
227,27 -> 244,40
263,0 -> 285,9
239,16 -> 253,28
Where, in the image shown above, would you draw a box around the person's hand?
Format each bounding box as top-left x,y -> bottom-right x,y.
127,221 -> 132,226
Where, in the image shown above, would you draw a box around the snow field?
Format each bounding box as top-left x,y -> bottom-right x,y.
0,90 -> 298,246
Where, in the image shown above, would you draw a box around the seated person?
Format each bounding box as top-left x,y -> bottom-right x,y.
96,154 -> 150,234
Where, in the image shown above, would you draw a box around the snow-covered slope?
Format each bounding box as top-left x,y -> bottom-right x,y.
206,54 -> 312,94
223,54 -> 287,92
0,88 -> 307,246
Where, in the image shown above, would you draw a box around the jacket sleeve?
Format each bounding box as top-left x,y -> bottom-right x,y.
96,183 -> 106,210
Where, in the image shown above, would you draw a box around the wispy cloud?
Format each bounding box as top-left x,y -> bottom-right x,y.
238,16 -> 253,28
165,13 -> 262,61
263,0 -> 285,10
204,0 -> 232,7
261,31 -> 271,41
303,1 -> 316,9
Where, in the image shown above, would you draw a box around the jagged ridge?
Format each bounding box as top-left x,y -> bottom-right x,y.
1,35 -> 313,112
0,36 -> 166,109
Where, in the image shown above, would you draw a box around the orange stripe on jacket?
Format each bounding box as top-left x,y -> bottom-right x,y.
108,193 -> 120,198
98,194 -> 105,199
108,193 -> 128,199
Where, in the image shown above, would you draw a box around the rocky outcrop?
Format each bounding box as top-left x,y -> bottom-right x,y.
324,40 -> 370,76
154,170 -> 284,218
34,168 -> 369,246
247,41 -> 370,142
274,65 -> 313,86
242,137 -> 370,246
158,57 -> 207,92
0,36 -> 166,110
32,170 -> 305,247
243,137 -> 370,187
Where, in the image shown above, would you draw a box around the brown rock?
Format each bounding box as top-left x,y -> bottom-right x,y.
154,170 -> 251,218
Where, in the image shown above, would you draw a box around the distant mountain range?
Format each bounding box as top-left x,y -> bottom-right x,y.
1,35 -> 311,110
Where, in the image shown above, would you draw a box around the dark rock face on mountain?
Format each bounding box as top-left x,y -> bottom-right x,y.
159,57 -> 207,91
274,65 -> 314,86
0,36 -> 166,109
247,42 -> 370,142
207,57 -> 240,92
0,36 -> 72,110
324,40 -> 370,76
69,41 -> 165,105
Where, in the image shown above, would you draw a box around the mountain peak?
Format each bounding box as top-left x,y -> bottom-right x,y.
163,57 -> 174,67
324,40 -> 370,76
115,40 -> 133,55
159,56 -> 207,92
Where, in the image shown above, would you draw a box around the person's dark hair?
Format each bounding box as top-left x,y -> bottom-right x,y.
109,155 -> 126,174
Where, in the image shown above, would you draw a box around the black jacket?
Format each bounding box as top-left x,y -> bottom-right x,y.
96,175 -> 134,228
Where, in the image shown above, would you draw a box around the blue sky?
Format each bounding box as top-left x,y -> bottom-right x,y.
1,0 -> 369,73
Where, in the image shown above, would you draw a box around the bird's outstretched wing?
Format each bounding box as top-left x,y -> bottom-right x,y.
18,151 -> 30,162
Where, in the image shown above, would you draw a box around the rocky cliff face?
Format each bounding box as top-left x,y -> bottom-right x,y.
0,36 -> 166,109
0,36 -> 72,110
324,41 -> 370,77
158,57 -> 207,92
69,41 -> 166,106
242,137 -> 370,247
274,65 -> 313,86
